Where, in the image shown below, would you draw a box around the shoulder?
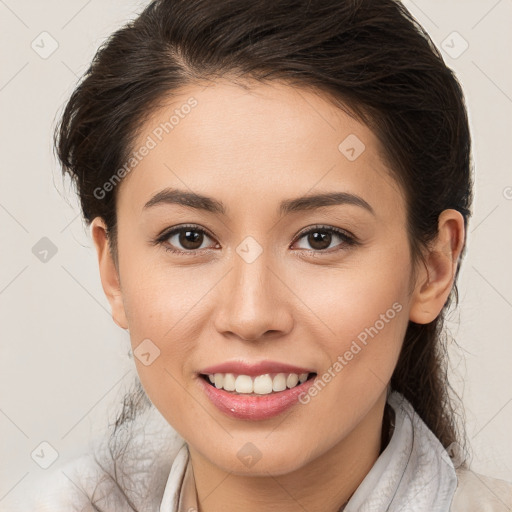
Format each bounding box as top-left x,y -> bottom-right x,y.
451,467 -> 512,512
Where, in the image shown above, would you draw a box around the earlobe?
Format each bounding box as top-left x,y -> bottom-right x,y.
409,209 -> 465,324
90,217 -> 129,330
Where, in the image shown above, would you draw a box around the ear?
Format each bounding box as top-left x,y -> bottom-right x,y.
409,209 -> 465,324
90,217 -> 129,330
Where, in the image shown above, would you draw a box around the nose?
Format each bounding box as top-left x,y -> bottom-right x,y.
212,248 -> 293,342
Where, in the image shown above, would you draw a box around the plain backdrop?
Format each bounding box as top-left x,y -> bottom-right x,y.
1,0 -> 511,506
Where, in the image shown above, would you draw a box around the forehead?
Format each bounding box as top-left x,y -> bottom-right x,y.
117,79 -> 405,221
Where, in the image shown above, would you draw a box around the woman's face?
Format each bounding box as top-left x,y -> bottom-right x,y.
95,80 -> 423,476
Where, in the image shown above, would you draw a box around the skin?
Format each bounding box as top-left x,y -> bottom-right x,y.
91,79 -> 464,512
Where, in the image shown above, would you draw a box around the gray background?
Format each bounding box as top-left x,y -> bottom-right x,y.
1,0 -> 511,506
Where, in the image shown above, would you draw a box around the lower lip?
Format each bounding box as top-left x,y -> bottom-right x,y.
198,375 -> 317,420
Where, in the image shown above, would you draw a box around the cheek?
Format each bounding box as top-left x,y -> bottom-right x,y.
121,266 -> 205,429
119,253 -> 221,402
121,253 -> 216,339
299,240 -> 412,379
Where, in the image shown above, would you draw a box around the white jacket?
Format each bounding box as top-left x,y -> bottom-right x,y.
7,392 -> 512,511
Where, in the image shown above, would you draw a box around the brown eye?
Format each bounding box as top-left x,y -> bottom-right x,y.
293,225 -> 356,253
306,230 -> 332,250
159,224 -> 218,254
176,228 -> 205,250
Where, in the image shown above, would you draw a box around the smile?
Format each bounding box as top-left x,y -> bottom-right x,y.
198,371 -> 318,420
202,372 -> 315,395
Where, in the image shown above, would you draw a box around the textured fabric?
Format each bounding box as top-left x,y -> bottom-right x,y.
345,391 -> 457,511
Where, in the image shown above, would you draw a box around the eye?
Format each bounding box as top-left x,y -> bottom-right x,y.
155,223 -> 358,256
157,224 -> 219,255
291,225 -> 357,253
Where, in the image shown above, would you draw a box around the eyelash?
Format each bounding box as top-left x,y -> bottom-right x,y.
155,224 -> 359,256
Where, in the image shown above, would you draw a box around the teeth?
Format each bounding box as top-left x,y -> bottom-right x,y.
223,373 -> 236,391
286,373 -> 299,388
235,375 -> 253,393
272,373 -> 287,392
206,372 -> 310,395
253,374 -> 273,394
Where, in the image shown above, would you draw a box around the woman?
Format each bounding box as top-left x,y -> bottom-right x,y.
18,0 -> 512,510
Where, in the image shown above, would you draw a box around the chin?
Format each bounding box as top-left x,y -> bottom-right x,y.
197,436 -> 315,477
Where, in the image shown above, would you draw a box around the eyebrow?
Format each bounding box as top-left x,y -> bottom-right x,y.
143,187 -> 375,216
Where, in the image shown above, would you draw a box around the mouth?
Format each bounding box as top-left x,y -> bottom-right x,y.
199,372 -> 318,396
198,370 -> 319,420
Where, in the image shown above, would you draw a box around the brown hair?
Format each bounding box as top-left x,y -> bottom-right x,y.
55,0 -> 472,508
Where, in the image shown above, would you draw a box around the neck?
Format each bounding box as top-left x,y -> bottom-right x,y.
188,391 -> 389,512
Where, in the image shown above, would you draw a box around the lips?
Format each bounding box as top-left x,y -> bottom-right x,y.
197,360 -> 318,420
199,360 -> 315,376
198,373 -> 317,420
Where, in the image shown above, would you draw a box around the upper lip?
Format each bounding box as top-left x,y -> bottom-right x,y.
199,360 -> 315,376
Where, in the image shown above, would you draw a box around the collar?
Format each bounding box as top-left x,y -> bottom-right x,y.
159,391 -> 457,512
